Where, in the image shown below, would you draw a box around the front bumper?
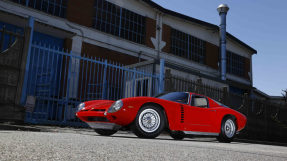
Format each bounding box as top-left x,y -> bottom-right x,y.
87,122 -> 121,130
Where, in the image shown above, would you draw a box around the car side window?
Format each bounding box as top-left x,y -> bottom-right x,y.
190,95 -> 209,108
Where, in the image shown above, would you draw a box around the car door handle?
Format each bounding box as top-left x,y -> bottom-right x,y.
210,110 -> 216,112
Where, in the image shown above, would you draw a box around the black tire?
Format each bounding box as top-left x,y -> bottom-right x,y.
132,105 -> 166,138
94,129 -> 117,136
217,116 -> 237,143
170,131 -> 185,140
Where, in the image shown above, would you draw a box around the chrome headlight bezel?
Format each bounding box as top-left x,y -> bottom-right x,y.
108,100 -> 123,113
77,103 -> 85,112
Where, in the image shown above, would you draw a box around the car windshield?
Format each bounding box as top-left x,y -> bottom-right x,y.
156,92 -> 189,104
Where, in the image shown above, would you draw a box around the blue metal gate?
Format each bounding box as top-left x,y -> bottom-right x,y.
22,42 -> 163,127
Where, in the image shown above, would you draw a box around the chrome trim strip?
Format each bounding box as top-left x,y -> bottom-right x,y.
87,122 -> 121,130
187,92 -> 191,105
184,131 -> 219,136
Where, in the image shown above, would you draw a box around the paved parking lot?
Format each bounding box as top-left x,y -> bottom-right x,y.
0,130 -> 287,161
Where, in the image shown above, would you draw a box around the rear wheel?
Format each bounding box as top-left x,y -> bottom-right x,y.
94,129 -> 117,136
170,131 -> 185,140
132,105 -> 166,138
217,116 -> 237,143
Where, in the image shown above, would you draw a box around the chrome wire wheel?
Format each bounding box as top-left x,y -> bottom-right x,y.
138,109 -> 161,133
224,119 -> 236,138
132,106 -> 166,138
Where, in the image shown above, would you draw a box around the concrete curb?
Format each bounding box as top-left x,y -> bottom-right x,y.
0,123 -> 43,132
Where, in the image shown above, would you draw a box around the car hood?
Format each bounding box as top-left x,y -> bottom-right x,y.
84,100 -> 115,110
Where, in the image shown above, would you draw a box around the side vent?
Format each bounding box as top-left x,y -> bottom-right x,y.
180,106 -> 184,123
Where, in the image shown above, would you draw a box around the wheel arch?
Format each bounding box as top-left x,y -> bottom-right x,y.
139,102 -> 170,129
221,114 -> 238,130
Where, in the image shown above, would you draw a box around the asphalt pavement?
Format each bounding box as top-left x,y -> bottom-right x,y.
0,128 -> 287,161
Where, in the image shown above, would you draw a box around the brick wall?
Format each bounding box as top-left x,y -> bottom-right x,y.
63,38 -> 72,52
66,0 -> 94,27
82,42 -> 141,65
145,17 -> 156,49
206,42 -> 219,69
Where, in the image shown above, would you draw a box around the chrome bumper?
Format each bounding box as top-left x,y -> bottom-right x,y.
87,122 -> 121,130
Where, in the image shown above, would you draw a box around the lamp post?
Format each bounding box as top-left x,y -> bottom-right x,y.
217,4 -> 229,81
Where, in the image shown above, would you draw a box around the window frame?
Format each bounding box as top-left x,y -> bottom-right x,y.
10,0 -> 67,18
93,0 -> 146,44
170,28 -> 206,64
190,94 -> 209,108
226,51 -> 245,77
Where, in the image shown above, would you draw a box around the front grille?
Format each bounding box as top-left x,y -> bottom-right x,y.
91,109 -> 106,112
87,117 -> 109,122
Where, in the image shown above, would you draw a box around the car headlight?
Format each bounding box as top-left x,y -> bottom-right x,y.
108,100 -> 123,113
77,103 -> 85,112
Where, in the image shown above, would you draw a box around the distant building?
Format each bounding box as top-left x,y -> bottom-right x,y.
253,88 -> 286,106
0,0 -> 257,95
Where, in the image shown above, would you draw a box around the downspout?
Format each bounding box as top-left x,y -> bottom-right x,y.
156,12 -> 163,60
217,4 -> 229,81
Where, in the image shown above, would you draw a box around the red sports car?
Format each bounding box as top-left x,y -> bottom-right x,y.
76,92 -> 247,143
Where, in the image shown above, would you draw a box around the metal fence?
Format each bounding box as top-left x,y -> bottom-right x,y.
22,42 -> 161,126
164,70 -> 224,101
237,97 -> 287,142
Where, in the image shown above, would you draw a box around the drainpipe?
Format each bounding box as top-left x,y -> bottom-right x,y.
217,4 -> 229,81
156,12 -> 163,60
20,16 -> 34,105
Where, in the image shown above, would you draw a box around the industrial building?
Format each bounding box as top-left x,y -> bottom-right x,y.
0,0 -> 257,92
0,0 -> 257,123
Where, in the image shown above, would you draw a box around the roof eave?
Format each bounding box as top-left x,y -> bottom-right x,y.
142,0 -> 257,54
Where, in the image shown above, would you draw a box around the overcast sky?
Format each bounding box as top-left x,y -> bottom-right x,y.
152,0 -> 287,96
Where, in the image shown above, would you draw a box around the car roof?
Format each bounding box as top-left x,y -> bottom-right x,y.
189,92 -> 208,97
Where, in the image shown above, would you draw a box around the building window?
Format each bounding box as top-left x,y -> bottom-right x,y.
9,0 -> 67,18
171,28 -> 206,64
227,51 -> 245,77
93,0 -> 146,44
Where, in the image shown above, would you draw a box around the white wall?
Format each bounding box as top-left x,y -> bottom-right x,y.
155,65 -> 228,90
107,0 -> 157,19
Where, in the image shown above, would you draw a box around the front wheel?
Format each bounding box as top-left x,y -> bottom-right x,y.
217,117 -> 237,143
94,129 -> 117,136
132,106 -> 166,138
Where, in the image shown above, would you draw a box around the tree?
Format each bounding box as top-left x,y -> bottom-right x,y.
282,89 -> 287,103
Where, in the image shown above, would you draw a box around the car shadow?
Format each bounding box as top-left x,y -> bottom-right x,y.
80,132 -> 287,147
81,132 -> 219,143
234,138 -> 287,147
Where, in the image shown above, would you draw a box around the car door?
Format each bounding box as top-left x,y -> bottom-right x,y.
184,95 -> 217,132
